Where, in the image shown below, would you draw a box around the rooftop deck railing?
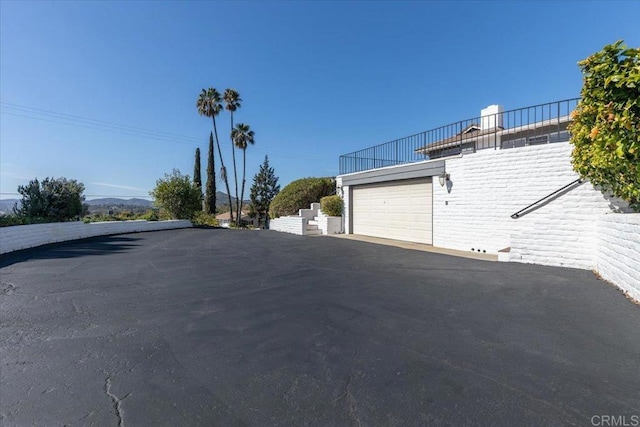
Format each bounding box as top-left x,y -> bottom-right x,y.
338,98 -> 580,175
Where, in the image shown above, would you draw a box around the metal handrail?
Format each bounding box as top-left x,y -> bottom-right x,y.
510,179 -> 582,219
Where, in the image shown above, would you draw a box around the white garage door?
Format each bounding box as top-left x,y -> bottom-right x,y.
352,178 -> 432,244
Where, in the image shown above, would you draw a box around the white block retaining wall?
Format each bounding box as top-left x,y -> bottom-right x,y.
595,214 -> 640,302
432,143 -> 629,268
269,216 -> 307,235
0,220 -> 192,254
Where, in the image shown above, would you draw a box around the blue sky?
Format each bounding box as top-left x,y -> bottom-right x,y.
1,1 -> 638,200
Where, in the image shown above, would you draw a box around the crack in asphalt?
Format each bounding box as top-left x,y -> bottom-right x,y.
335,375 -> 362,426
104,375 -> 130,427
1,282 -> 16,295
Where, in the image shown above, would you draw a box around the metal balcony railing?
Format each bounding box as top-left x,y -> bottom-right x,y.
338,98 -> 580,175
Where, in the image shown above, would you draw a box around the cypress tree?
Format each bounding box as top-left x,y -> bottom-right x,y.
193,148 -> 202,191
205,132 -> 217,214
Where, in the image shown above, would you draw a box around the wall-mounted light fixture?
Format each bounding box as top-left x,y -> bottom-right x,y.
438,172 -> 450,187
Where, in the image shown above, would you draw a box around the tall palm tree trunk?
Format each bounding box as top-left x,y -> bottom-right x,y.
240,149 -> 247,227
212,117 -> 233,222
230,113 -> 240,224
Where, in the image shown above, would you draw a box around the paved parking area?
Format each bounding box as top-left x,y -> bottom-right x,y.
1,228 -> 639,425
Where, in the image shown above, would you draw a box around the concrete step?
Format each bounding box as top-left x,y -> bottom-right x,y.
308,220 -> 318,226
306,223 -> 321,236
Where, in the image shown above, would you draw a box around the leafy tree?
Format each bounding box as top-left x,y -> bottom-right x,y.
205,132 -> 217,214
569,40 -> 640,211
14,177 -> 87,221
232,122 -> 255,223
197,87 -> 234,221
269,177 -> 334,219
150,169 -> 202,219
223,88 -> 242,224
193,147 -> 202,192
250,155 -> 280,228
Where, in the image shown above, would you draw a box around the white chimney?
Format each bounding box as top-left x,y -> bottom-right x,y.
480,104 -> 504,130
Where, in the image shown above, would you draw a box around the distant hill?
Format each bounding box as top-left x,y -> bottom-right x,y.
0,199 -> 18,213
85,198 -> 153,207
0,193 -> 248,215
214,191 -> 248,206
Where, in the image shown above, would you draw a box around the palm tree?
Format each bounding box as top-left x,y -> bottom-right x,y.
232,123 -> 255,225
223,89 -> 242,224
197,88 -> 234,221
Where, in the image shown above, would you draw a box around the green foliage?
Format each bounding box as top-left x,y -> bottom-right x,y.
205,132 -> 216,214
194,147 -> 202,191
320,195 -> 343,216
140,210 -> 159,221
14,177 -> 87,221
0,214 -> 53,227
249,156 -> 280,227
191,211 -> 220,227
269,177 -> 335,219
569,40 -> 640,211
81,209 -> 161,224
150,169 -> 202,219
82,214 -> 117,223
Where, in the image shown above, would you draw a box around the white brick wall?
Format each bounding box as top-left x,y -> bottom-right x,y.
299,203 -> 321,221
432,143 -> 624,268
0,220 -> 192,254
269,216 -> 306,235
316,211 -> 343,235
595,214 -> 640,302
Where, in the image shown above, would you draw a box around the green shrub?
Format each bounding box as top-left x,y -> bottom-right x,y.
150,169 -> 202,219
569,40 -> 640,211
269,177 -> 335,218
191,211 -> 219,227
140,210 -> 159,221
0,215 -> 54,227
84,214 -> 110,223
320,195 -> 343,216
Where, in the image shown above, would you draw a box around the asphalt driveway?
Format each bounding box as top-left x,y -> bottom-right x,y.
1,229 -> 638,426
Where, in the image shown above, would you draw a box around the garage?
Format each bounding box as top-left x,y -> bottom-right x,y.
352,177 -> 432,244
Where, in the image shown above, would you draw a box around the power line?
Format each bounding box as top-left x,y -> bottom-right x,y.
0,110 -> 200,147
0,101 -> 338,162
0,192 -> 152,198
1,102 -> 204,143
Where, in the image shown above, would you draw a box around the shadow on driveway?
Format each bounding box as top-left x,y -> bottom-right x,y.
0,235 -> 142,268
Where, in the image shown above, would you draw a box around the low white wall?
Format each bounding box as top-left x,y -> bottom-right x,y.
269,216 -> 306,235
316,211 -> 343,235
595,214 -> 640,302
0,220 -> 192,255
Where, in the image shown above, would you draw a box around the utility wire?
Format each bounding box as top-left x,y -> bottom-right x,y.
1,101 -> 337,161
0,192 -> 152,198
1,102 -> 203,143
0,110 -> 200,147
